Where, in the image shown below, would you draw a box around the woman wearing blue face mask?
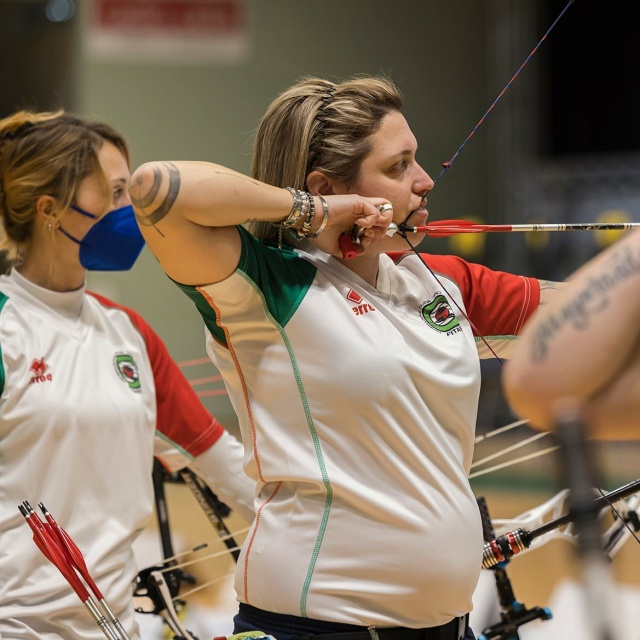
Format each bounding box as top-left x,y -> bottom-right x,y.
0,111 -> 255,639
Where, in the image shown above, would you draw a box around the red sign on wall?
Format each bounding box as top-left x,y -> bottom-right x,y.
86,0 -> 249,64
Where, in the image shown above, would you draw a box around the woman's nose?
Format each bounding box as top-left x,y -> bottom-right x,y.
414,164 -> 434,194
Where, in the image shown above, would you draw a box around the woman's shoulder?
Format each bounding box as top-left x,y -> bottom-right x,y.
236,225 -> 317,285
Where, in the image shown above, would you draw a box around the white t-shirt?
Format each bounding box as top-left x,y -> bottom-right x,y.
0,269 -> 224,640
175,229 -> 540,629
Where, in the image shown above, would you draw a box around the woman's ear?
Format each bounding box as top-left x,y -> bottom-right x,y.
35,195 -> 60,229
306,170 -> 347,196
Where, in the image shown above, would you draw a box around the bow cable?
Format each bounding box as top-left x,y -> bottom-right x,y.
432,0 -> 576,184
377,0 -> 579,362
400,237 -> 505,363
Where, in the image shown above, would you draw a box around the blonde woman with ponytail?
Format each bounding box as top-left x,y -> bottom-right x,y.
130,75 -> 551,640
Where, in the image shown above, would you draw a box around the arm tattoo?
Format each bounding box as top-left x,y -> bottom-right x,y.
209,171 -> 268,225
131,161 -> 180,228
212,170 -> 260,188
537,280 -> 560,306
538,280 -> 559,291
130,164 -> 263,235
529,245 -> 640,363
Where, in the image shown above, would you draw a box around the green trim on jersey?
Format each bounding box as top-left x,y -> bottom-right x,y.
0,292 -> 8,397
269,302 -> 333,615
175,226 -> 317,347
174,227 -> 334,612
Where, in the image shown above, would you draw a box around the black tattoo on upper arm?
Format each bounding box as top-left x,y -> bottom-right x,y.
131,161 -> 180,228
130,163 -> 265,237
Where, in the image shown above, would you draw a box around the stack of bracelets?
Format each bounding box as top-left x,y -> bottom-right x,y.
279,187 -> 329,240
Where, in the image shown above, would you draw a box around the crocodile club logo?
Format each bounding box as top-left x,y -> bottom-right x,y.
420,294 -> 460,334
113,353 -> 141,391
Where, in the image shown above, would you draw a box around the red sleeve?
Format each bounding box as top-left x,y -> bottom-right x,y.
424,254 -> 540,336
390,253 -> 540,338
88,292 -> 224,456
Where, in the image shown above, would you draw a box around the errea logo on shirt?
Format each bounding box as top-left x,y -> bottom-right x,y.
346,289 -> 376,316
420,294 -> 462,335
113,353 -> 141,392
29,358 -> 52,384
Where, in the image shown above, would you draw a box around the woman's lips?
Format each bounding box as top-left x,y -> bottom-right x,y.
410,207 -> 429,224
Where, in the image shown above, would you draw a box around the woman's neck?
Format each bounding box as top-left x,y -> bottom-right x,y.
336,252 -> 380,287
16,258 -> 85,292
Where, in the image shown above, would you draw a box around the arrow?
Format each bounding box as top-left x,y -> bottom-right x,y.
393,220 -> 640,238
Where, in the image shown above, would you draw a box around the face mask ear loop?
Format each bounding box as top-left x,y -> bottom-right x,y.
58,204 -> 98,246
56,225 -> 82,246
70,204 -> 99,220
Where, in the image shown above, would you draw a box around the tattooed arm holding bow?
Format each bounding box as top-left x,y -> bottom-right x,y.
503,230 -> 640,438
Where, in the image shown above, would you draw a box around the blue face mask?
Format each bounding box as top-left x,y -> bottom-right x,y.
58,204 -> 145,271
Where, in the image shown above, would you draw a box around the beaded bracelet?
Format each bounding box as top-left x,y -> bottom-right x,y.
279,188 -> 327,241
306,195 -> 329,239
280,187 -> 306,229
295,193 -> 316,239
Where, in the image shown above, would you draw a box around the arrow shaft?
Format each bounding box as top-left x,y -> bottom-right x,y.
404,222 -> 640,235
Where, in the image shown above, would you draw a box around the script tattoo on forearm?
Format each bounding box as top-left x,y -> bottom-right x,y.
530,245 -> 640,362
130,161 -> 181,231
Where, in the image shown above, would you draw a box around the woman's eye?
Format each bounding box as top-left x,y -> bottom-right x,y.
390,160 -> 408,173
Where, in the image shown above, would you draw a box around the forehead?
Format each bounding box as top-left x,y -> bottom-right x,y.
97,140 -> 130,180
366,110 -> 417,160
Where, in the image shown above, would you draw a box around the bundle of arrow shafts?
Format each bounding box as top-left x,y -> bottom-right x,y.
18,501 -> 131,640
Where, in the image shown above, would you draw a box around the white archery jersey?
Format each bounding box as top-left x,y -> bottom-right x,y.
0,269 -> 222,640
176,228 -> 540,629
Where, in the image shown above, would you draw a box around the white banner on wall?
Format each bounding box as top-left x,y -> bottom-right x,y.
85,0 -> 249,64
